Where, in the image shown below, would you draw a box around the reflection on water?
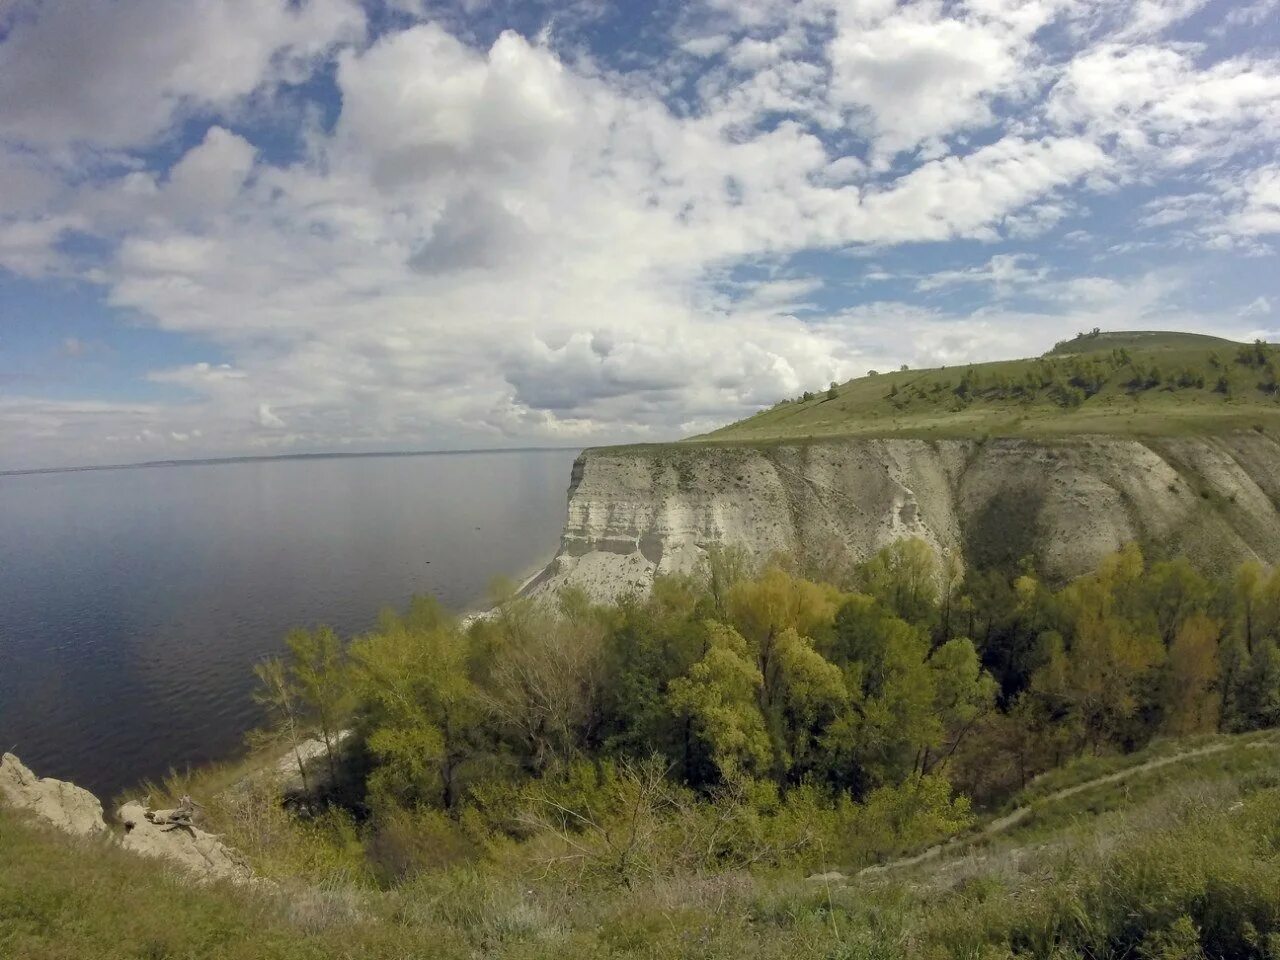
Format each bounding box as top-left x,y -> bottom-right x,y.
0,449 -> 578,800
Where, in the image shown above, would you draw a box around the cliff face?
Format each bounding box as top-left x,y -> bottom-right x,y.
529,433 -> 1280,601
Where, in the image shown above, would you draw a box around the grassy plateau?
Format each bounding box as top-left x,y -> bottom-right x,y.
694,331 -> 1280,443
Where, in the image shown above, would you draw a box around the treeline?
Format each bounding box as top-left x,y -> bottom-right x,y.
886,342 -> 1278,412
251,542 -> 1280,880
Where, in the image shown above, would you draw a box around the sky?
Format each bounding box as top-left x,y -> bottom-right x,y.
1,0 -> 1278,470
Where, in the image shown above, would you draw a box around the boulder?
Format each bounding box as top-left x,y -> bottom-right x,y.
117,800 -> 253,884
0,752 -> 107,837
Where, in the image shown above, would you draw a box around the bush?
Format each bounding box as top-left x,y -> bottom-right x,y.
365,805 -> 479,884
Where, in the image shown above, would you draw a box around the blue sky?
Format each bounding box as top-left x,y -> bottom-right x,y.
1,0 -> 1278,469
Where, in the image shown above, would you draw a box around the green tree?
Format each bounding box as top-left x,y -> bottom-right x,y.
349,605 -> 482,810
766,627 -> 846,782
1234,638 -> 1280,729
249,656 -> 311,796
667,624 -> 771,781
821,595 -> 940,793
285,625 -> 350,785
599,578 -> 708,769
925,637 -> 996,773
859,538 -> 938,626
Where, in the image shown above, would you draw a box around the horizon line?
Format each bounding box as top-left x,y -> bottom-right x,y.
0,445 -> 587,479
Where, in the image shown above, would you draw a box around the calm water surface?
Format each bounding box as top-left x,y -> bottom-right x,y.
0,450 -> 578,800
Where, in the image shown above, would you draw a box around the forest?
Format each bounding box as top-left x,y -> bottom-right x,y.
248,539 -> 1280,884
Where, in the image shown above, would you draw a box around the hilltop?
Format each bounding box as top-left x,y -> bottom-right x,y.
694,330 -> 1280,443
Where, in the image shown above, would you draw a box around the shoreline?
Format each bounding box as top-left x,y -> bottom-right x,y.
458,548 -> 559,624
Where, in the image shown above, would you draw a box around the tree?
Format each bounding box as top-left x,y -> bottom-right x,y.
667,624 -> 771,781
704,545 -> 752,620
820,595 -> 940,793
599,579 -> 708,768
1142,558 -> 1211,647
250,656 -> 311,796
478,589 -> 608,776
1234,638 -> 1280,730
925,637 -> 996,773
1234,561 -> 1266,654
766,627 -> 846,782
726,566 -> 841,655
859,538 -> 938,626
350,607 -> 483,810
1032,576 -> 1164,752
1162,614 -> 1221,735
826,382 -> 839,401
285,625 -> 350,785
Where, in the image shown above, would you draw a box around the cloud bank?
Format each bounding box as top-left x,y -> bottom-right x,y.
0,0 -> 1277,468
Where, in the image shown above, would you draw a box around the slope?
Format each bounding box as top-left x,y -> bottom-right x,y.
695,330 -> 1280,443
4,729 -> 1278,960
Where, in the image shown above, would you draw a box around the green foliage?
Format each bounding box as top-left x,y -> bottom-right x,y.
182,536 -> 1280,960
859,538 -> 939,625
284,624 -> 351,785
693,331 -> 1280,443
668,624 -> 771,780
348,597 -> 483,810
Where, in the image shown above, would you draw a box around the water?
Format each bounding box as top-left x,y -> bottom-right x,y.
0,449 -> 579,801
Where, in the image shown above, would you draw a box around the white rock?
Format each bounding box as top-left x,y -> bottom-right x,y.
0,752 -> 107,837
528,435 -> 1280,602
117,800 -> 253,884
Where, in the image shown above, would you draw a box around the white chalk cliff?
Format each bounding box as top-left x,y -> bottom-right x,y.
528,433 -> 1280,601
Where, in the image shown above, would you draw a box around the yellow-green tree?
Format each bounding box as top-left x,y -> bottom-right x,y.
667,624 -> 771,780
1162,614 -> 1221,735
859,538 -> 938,625
285,625 -> 351,785
250,655 -> 311,795
349,604 -> 483,811
1034,569 -> 1164,752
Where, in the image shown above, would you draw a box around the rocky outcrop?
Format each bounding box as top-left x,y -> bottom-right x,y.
1,752 -> 252,883
0,752 -> 107,837
118,800 -> 253,884
529,433 -> 1280,601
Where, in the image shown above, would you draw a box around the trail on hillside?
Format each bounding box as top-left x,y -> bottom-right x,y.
858,738 -> 1272,877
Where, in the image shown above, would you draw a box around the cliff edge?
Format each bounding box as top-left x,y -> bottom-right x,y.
529,433 -> 1280,601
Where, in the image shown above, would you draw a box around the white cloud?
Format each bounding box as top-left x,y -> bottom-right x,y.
1241,296 -> 1272,317
828,2 -> 1040,164
1225,165 -> 1280,237
1,1 -> 1279,468
1047,44 -> 1280,168
917,254 -> 1048,293
0,0 -> 365,149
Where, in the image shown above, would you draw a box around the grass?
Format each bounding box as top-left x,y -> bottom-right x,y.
4,730 -> 1280,959
690,330 -> 1280,444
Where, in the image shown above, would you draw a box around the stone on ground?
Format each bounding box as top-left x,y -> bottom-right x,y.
117,800 -> 253,884
0,752 -> 108,837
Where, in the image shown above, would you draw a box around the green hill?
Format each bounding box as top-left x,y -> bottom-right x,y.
695,330 -> 1280,443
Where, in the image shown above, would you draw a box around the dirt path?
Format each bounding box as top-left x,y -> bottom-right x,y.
859,737 -> 1273,877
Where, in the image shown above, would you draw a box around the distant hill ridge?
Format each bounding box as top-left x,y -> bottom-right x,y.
694,330 -> 1280,443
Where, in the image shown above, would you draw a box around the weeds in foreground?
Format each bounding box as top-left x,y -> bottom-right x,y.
4,735 -> 1280,960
